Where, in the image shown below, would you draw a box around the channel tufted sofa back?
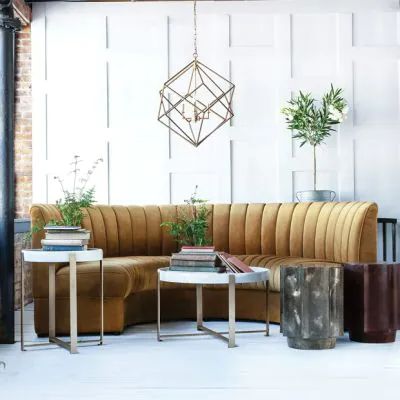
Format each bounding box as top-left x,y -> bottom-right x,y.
31,201 -> 377,263
30,201 -> 378,335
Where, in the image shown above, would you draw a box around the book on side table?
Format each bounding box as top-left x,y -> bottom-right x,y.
169,246 -> 253,273
41,226 -> 90,251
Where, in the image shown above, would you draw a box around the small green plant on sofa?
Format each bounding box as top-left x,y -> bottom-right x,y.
28,156 -> 103,239
52,155 -> 103,226
161,186 -> 211,247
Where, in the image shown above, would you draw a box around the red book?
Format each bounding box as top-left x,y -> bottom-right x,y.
218,252 -> 253,273
228,256 -> 253,273
218,252 -> 239,273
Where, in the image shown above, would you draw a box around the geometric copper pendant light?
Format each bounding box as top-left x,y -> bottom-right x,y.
157,0 -> 235,147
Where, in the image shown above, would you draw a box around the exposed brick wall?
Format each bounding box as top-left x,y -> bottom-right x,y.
14,233 -> 32,308
14,25 -> 33,308
14,25 -> 32,219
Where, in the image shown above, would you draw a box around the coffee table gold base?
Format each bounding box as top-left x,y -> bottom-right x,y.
157,270 -> 269,348
158,326 -> 269,349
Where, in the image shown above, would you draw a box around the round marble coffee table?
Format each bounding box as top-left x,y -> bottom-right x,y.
157,267 -> 269,348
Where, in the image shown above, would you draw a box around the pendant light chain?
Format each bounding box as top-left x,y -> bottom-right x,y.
193,0 -> 198,59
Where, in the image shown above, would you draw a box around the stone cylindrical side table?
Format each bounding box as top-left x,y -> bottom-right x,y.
280,264 -> 344,350
344,263 -> 400,343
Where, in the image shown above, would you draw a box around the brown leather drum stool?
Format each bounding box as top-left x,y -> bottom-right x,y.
344,263 -> 400,343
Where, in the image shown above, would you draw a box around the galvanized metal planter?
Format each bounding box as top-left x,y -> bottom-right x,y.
296,190 -> 336,202
280,264 -> 344,350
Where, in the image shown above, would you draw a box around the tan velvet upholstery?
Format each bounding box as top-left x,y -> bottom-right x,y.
30,202 -> 377,335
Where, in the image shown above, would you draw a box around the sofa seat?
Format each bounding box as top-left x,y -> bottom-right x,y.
236,255 -> 339,292
55,256 -> 170,298
53,254 -> 339,299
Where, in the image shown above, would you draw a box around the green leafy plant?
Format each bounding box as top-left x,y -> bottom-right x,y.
27,156 -> 102,239
281,84 -> 348,190
161,186 -> 211,247
52,155 -> 103,226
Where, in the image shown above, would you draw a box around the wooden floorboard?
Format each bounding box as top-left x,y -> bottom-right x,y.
0,304 -> 399,399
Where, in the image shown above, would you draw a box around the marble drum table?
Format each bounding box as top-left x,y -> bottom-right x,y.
157,267 -> 270,348
280,264 -> 344,350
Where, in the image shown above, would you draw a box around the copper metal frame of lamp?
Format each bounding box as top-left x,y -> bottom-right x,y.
158,59 -> 235,147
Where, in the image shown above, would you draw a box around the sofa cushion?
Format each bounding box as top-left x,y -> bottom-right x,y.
55,256 -> 170,298
236,255 -> 340,292
54,254 -> 339,298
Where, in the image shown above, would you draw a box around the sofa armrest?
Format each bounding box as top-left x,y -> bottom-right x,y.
358,203 -> 378,263
281,201 -> 378,263
316,202 -> 378,263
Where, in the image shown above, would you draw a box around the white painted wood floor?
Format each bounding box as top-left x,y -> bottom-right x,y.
1,303 -> 400,400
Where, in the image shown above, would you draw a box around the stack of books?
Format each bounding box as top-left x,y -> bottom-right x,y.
169,247 -> 254,273
41,226 -> 90,251
169,246 -> 225,273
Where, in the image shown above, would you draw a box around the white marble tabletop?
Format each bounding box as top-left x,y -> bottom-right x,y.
22,248 -> 103,263
159,266 -> 269,285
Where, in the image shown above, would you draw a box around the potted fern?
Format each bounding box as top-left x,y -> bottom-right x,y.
281,84 -> 348,202
161,187 -> 210,247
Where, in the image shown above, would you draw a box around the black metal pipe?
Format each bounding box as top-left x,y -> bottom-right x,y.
393,223 -> 397,262
378,218 -> 398,263
0,1 -> 20,344
382,222 -> 387,261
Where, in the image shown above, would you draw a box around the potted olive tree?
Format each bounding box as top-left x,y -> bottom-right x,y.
281,85 -> 348,202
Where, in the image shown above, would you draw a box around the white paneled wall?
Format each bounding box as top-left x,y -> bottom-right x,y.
32,1 -> 400,227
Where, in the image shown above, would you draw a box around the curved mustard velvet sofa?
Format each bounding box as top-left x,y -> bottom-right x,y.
30,202 -> 378,335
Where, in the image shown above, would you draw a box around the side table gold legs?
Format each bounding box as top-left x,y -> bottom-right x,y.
266,280 -> 270,336
228,274 -> 236,348
196,284 -> 203,330
157,270 -> 161,342
20,250 -> 104,354
69,254 -> 78,354
100,259 -> 104,345
48,263 -> 56,339
47,255 -> 78,354
195,280 -> 236,347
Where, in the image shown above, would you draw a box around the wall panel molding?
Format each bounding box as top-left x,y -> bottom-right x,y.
31,1 -> 400,234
